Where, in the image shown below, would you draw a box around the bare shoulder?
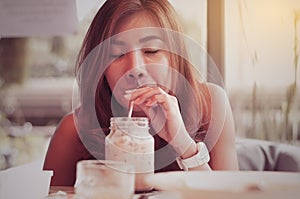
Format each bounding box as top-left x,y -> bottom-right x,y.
205,83 -> 232,131
59,112 -> 75,126
54,112 -> 78,138
206,83 -> 227,99
206,83 -> 229,109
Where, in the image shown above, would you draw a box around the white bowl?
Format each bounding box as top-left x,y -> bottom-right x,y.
0,161 -> 53,199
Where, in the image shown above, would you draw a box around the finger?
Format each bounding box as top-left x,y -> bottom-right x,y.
145,93 -> 166,107
132,87 -> 161,104
137,104 -> 167,134
146,88 -> 170,107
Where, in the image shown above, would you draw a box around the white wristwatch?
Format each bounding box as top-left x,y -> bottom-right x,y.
176,142 -> 210,171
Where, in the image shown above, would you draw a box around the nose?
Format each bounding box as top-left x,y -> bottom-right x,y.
126,50 -> 146,80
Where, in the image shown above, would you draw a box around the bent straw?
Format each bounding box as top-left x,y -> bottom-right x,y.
128,101 -> 134,118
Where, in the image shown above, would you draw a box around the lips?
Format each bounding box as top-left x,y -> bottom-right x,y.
124,89 -> 135,100
123,82 -> 158,100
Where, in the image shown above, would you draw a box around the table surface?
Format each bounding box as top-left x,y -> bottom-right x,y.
48,186 -> 74,199
48,186 -> 159,199
47,171 -> 300,199
49,186 -> 75,194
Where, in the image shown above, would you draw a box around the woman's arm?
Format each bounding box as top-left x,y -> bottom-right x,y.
130,83 -> 239,171
43,113 -> 89,186
174,84 -> 239,171
206,84 -> 239,170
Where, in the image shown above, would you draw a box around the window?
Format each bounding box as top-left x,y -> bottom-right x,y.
225,0 -> 300,143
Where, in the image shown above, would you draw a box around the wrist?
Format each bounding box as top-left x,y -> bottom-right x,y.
176,142 -> 210,171
180,140 -> 197,159
170,132 -> 196,157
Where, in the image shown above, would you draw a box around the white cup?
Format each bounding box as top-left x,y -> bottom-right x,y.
75,160 -> 135,199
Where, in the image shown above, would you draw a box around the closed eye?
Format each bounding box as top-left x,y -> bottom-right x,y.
144,49 -> 159,54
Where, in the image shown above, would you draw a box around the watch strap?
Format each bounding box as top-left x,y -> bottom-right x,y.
176,142 -> 210,171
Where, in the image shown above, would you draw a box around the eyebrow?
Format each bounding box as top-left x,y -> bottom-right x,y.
139,35 -> 162,43
111,35 -> 163,46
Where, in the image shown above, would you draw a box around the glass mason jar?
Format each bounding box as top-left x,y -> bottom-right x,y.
75,160 -> 135,199
105,117 -> 154,192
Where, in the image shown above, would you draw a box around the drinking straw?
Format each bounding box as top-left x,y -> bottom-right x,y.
128,101 -> 134,118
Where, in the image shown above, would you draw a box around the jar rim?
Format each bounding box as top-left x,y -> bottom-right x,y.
110,117 -> 148,122
110,117 -> 149,127
109,117 -> 150,138
77,159 -> 135,172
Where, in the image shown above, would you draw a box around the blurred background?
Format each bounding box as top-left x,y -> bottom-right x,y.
0,0 -> 299,170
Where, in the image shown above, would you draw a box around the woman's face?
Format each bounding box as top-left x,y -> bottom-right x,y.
105,11 -> 171,109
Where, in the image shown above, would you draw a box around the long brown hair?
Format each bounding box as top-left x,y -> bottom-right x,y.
75,0 -> 211,139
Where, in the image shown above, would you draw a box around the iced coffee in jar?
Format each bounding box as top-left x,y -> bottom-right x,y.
105,117 -> 154,192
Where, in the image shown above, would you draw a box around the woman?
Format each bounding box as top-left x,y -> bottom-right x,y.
43,0 -> 239,186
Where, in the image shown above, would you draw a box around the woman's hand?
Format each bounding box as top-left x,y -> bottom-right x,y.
130,86 -> 196,156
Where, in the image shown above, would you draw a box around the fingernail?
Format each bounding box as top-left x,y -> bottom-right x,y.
134,97 -> 142,104
145,101 -> 153,106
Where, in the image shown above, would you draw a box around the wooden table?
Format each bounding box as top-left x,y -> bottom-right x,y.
49,186 -> 75,194
48,186 -> 75,198
48,186 -> 159,199
48,171 -> 300,199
